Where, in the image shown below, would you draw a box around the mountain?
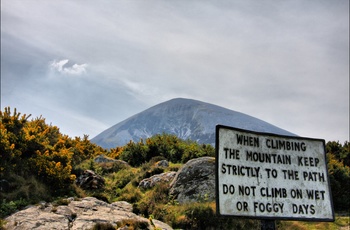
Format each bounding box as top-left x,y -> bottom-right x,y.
91,98 -> 296,148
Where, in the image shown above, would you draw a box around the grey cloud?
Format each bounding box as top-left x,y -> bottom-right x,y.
1,0 -> 348,142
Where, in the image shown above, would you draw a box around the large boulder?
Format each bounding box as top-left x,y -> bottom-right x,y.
4,197 -> 173,230
169,157 -> 216,204
138,171 -> 176,190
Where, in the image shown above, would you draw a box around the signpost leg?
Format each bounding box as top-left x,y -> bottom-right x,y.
261,220 -> 275,230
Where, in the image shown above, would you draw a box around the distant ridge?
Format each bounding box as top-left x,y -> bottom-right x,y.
91,98 -> 296,148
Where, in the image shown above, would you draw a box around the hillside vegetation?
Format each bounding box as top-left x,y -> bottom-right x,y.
1,107 -> 349,229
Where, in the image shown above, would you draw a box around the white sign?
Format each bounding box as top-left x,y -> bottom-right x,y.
216,125 -> 334,221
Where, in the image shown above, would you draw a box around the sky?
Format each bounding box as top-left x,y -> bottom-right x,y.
1,0 -> 349,143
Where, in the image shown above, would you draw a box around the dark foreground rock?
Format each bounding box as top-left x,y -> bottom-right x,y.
75,170 -> 105,190
4,197 -> 172,230
169,156 -> 216,203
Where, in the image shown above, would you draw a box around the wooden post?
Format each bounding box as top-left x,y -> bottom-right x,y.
261,219 -> 275,230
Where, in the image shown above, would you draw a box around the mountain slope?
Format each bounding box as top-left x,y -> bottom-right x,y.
91,98 -> 296,148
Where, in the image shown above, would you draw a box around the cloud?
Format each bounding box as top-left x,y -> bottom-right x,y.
1,1 -> 348,142
50,59 -> 87,75
50,59 -> 68,72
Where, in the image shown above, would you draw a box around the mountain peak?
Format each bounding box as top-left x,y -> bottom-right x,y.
91,98 -> 295,148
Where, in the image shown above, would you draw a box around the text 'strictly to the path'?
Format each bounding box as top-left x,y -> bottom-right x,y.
215,125 -> 334,221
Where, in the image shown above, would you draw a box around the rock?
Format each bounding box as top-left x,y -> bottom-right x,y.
153,219 -> 174,230
4,197 -> 173,230
169,157 -> 216,204
155,160 -> 169,168
94,154 -> 129,165
111,201 -> 133,212
4,205 -> 70,229
139,172 -> 176,189
94,155 -> 130,174
75,170 -> 105,189
94,154 -> 117,163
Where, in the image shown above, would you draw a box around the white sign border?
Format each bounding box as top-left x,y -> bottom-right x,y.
215,125 -> 335,222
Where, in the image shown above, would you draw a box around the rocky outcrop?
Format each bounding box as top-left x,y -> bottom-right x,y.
4,197 -> 172,230
138,171 -> 176,190
75,170 -> 105,190
169,157 -> 216,204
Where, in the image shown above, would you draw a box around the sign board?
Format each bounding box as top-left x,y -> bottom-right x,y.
216,125 -> 334,221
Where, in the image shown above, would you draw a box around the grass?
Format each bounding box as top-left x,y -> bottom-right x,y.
80,159 -> 350,230
277,214 -> 350,230
2,157 -> 349,230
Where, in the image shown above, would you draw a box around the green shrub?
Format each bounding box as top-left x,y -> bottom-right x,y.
111,168 -> 135,189
0,198 -> 29,218
100,167 -> 137,202
118,134 -> 215,166
0,107 -> 107,200
119,141 -> 149,167
326,141 -> 350,212
0,174 -> 50,209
